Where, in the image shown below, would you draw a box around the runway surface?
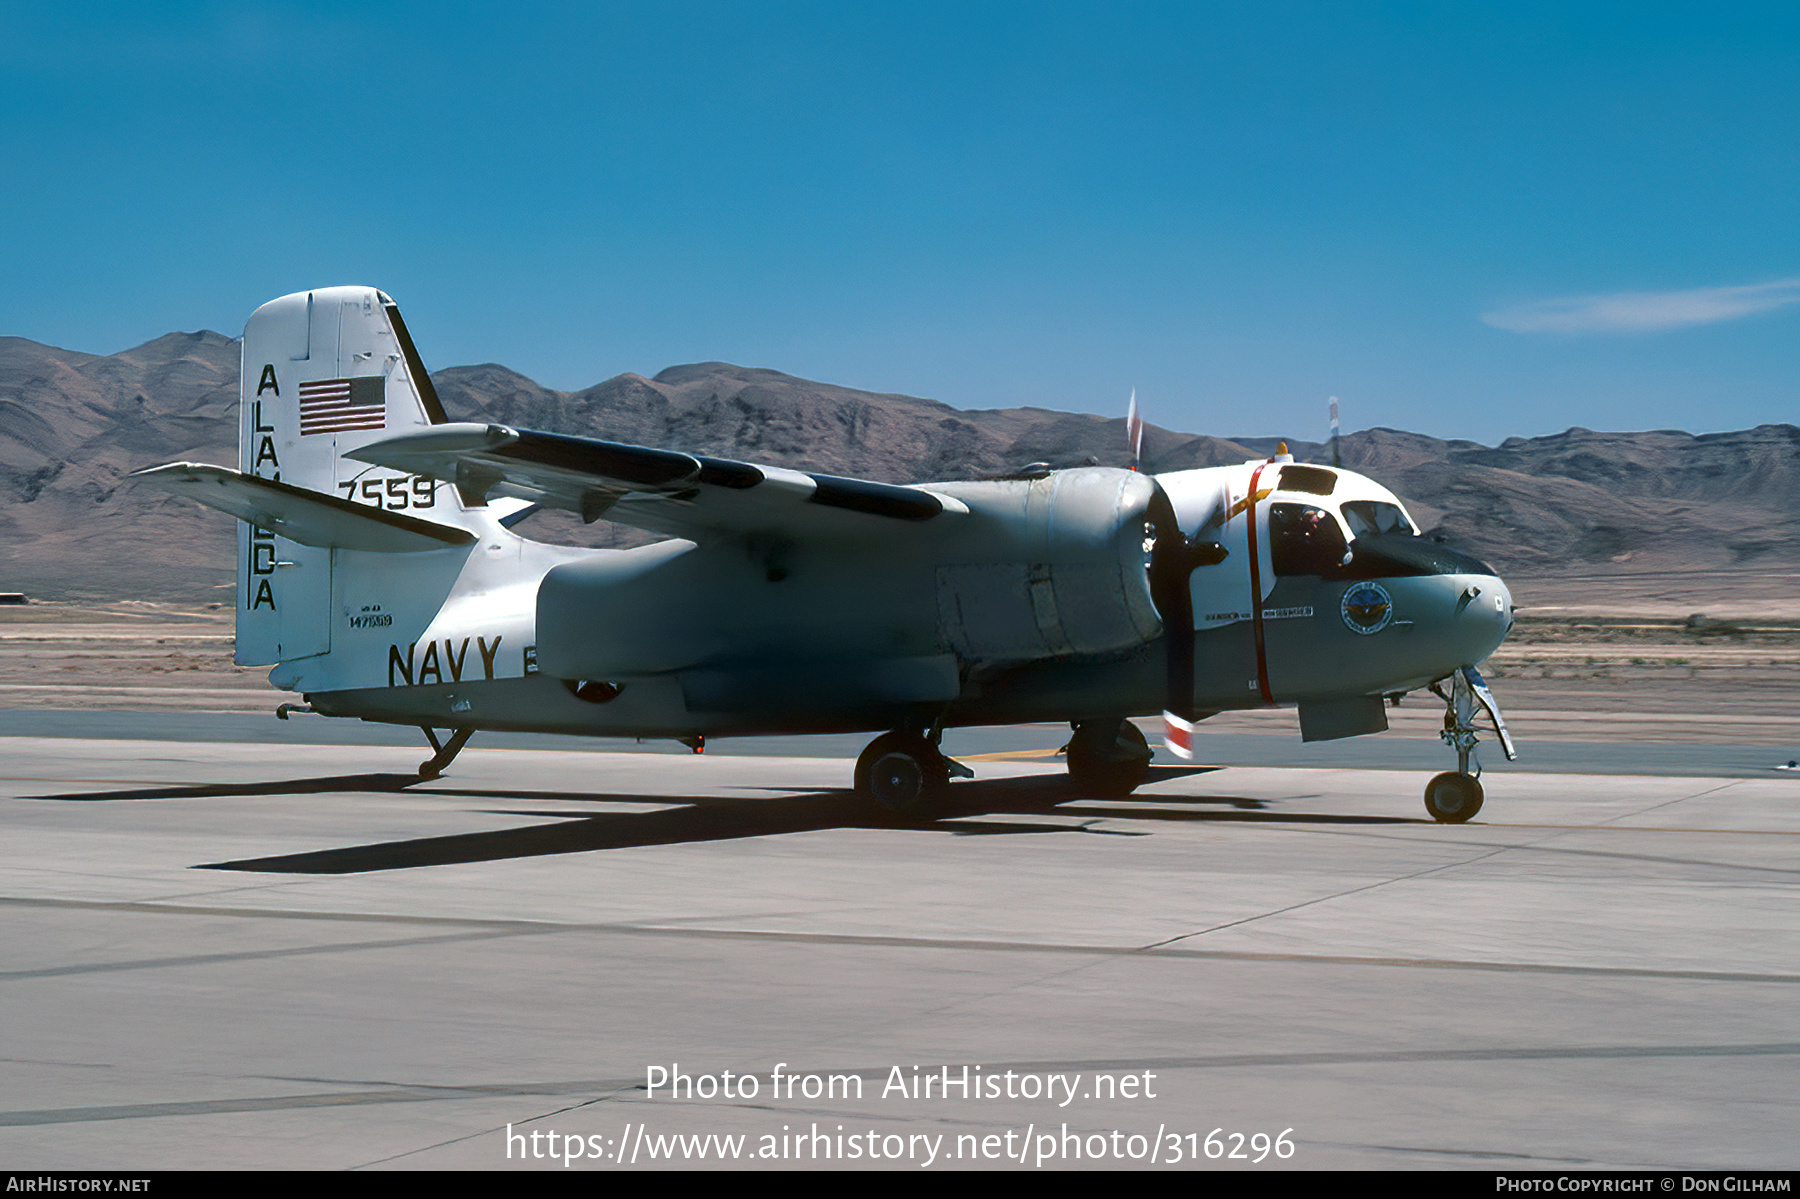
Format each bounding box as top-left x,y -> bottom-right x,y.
3,708 -> 1796,777
2,725 -> 1797,1171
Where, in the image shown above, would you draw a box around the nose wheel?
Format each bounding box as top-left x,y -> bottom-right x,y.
1425,665 -> 1515,823
1423,770 -> 1484,823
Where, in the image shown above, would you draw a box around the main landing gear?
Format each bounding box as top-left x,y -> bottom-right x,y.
1425,665 -> 1517,823
853,716 -> 1155,816
1064,717 -> 1153,797
854,729 -> 972,820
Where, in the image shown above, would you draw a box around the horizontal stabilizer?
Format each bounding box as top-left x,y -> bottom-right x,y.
348,423 -> 967,541
131,463 -> 477,553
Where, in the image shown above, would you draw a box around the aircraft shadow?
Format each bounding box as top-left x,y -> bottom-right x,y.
32,774 -> 424,802
156,763 -> 1421,875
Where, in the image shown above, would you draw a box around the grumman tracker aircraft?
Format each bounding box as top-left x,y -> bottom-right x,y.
135,287 -> 1517,823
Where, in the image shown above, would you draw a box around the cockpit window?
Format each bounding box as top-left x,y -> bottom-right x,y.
1341,500 -> 1413,538
1277,465 -> 1336,496
1270,502 -> 1348,576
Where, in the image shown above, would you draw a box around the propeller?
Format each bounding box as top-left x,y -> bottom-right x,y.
1126,389 -> 1227,757
1146,485 -> 1226,758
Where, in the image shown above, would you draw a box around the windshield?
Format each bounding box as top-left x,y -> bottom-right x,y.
1341,500 -> 1413,538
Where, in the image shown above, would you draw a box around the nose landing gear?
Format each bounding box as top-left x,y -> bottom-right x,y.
1425,665 -> 1516,823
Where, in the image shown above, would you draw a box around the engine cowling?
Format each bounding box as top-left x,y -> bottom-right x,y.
930,467 -> 1163,666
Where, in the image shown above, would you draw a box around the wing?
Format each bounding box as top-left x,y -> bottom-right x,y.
131,463 -> 476,553
346,423 -> 969,541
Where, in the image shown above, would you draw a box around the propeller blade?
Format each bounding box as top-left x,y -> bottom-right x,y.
1126,388 -> 1144,472
1146,484 -> 1227,759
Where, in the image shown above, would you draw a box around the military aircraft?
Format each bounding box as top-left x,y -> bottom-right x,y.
133,286 -> 1516,823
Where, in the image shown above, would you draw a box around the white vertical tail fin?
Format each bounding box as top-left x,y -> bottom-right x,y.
236,287 -> 454,665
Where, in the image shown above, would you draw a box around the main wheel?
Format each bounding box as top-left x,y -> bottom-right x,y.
1423,771 -> 1484,823
855,732 -> 949,819
1065,718 -> 1152,797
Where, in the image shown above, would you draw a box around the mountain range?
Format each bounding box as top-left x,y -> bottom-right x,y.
1,330 -> 1795,601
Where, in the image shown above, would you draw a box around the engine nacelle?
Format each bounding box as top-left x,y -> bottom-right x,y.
929,467 -> 1163,666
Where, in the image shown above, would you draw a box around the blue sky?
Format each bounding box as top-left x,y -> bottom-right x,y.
2,1 -> 1796,444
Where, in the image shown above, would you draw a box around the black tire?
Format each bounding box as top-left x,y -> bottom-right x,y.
855,732 -> 949,819
1424,771 -> 1484,823
1066,718 -> 1152,798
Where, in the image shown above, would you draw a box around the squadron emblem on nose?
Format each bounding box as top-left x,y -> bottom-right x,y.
1340,582 -> 1393,634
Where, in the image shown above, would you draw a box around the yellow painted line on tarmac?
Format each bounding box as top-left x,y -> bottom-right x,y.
957,747 -> 1064,761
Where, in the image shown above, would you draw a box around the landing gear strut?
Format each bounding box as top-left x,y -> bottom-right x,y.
854,729 -> 971,820
1425,665 -> 1516,823
418,727 -> 473,780
1064,718 -> 1152,797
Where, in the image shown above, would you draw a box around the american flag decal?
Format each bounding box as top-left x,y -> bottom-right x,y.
298,377 -> 387,436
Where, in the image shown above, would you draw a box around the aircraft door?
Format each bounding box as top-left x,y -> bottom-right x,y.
1259,501 -> 1358,702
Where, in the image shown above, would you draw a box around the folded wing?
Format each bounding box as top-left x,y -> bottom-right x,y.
345,423 -> 968,541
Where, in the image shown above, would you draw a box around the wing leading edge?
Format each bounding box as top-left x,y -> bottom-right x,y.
346,423 -> 969,541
